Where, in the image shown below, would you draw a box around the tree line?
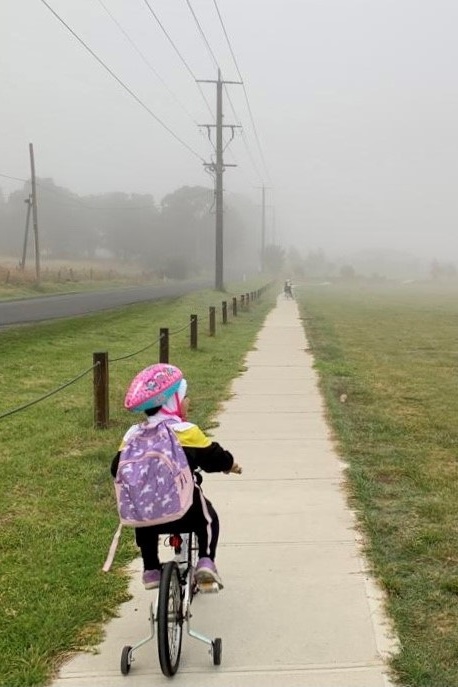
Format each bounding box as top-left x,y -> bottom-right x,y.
0,179 -> 262,279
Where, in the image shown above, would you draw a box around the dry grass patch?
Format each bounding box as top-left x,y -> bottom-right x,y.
0,256 -> 161,299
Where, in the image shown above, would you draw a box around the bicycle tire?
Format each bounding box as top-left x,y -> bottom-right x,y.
157,561 -> 183,676
212,637 -> 222,666
120,645 -> 132,675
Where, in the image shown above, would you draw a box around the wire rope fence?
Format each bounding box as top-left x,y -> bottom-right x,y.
0,284 -> 273,428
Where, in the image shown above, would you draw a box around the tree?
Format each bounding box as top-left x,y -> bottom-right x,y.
303,250 -> 334,278
223,192 -> 259,279
160,186 -> 214,274
37,178 -> 96,258
0,187 -> 12,254
286,246 -> 305,278
89,192 -> 158,263
263,244 -> 285,274
430,259 -> 457,280
339,264 -> 356,281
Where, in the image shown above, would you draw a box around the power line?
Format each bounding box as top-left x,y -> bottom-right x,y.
97,0 -> 199,126
211,0 -> 271,183
0,173 -> 27,184
141,0 -> 215,121
183,0 -> 267,184
38,0 -> 205,162
211,0 -> 242,81
184,0 -> 219,71
141,0 -> 196,80
224,86 -> 266,182
182,0 -> 243,165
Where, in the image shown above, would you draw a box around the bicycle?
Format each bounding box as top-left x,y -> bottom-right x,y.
120,531 -> 222,677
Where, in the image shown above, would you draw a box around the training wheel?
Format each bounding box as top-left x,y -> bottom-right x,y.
120,645 -> 132,675
212,637 -> 222,666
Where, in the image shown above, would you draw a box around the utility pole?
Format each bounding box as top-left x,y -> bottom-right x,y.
198,69 -> 241,291
256,185 -> 272,272
29,143 -> 41,283
20,194 -> 33,270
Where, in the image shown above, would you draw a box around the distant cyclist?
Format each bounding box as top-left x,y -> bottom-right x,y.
284,280 -> 294,299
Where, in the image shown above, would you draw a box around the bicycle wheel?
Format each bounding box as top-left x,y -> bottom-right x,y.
157,561 -> 183,676
212,637 -> 222,666
120,645 -> 132,675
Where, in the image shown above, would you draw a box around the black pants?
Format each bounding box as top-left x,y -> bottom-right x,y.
135,486 -> 219,570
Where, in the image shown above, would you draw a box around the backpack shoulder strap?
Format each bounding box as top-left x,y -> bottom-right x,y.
102,522 -> 123,572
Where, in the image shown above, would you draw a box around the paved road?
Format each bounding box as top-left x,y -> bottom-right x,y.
0,280 -> 211,327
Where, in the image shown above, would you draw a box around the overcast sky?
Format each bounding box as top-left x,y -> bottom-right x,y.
2,0 -> 458,260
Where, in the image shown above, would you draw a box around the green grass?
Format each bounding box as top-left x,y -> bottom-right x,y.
296,282 -> 458,687
0,283 -> 275,687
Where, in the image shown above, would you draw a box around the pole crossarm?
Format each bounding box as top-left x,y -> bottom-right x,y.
197,79 -> 243,85
203,162 -> 237,168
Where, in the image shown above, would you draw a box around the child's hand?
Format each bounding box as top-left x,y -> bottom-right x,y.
225,463 -> 242,475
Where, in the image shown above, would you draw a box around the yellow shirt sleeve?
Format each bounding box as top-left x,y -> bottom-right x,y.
175,425 -> 212,449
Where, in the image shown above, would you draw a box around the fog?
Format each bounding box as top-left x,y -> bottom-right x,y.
2,0 -> 458,270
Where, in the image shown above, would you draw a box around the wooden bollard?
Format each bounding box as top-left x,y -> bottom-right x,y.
245,292 -> 250,309
190,314 -> 198,350
232,296 -> 237,317
160,328 -> 169,363
93,351 -> 109,429
241,294 -> 245,310
209,306 -> 216,336
222,301 -> 227,324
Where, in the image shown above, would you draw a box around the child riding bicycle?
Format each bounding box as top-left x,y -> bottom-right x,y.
111,363 -> 242,590
284,280 -> 294,299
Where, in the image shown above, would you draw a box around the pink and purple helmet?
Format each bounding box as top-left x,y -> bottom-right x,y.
124,363 -> 183,413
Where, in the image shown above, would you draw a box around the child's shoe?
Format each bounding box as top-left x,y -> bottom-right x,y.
194,557 -> 224,590
142,569 -> 161,590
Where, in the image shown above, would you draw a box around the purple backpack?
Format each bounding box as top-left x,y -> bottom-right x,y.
115,420 -> 194,527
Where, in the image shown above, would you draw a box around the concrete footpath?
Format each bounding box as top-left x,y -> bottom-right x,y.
51,296 -> 398,687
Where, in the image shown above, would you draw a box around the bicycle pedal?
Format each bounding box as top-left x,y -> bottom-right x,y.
197,581 -> 220,594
